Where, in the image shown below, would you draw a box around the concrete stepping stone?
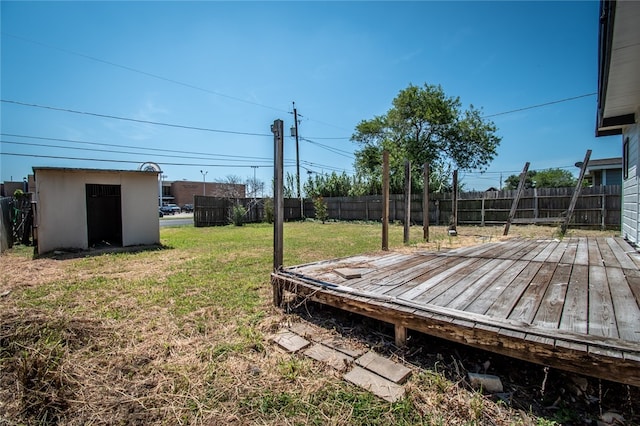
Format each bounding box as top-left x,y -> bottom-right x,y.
344,366 -> 405,403
304,343 -> 354,371
355,351 -> 412,384
288,322 -> 318,338
271,330 -> 310,353
321,337 -> 366,358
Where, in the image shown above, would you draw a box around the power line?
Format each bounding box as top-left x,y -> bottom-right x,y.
1,133 -> 275,162
300,137 -> 354,158
2,32 -> 290,115
0,151 -> 280,168
482,92 -> 596,119
1,139 -> 285,165
3,32 -> 351,132
2,99 -> 273,137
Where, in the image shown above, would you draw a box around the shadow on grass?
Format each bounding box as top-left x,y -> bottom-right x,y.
36,243 -> 172,260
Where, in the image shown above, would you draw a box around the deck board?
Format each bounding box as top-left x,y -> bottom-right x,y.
272,237 -> 640,386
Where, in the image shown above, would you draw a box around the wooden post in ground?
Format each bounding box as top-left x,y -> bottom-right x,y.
423,163 -> 430,241
403,160 -> 411,245
272,119 -> 284,306
504,162 -> 530,236
561,149 -> 591,235
382,151 -> 390,251
450,170 -> 458,233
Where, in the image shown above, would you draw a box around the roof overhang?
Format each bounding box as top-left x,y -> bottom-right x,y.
596,1 -> 640,137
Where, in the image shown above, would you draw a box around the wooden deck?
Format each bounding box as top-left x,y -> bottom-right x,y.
271,237 -> 640,387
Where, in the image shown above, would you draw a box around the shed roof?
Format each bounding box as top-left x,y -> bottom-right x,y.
32,167 -> 159,175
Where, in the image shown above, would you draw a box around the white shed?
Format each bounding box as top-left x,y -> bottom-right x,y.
33,167 -> 160,255
596,0 -> 640,245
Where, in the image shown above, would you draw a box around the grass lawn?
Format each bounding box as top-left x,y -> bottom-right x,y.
0,222 -> 630,425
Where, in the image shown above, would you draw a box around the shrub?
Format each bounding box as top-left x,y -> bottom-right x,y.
230,204 -> 247,226
313,197 -> 328,224
263,198 -> 274,224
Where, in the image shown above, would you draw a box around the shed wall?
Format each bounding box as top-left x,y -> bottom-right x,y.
35,169 -> 159,254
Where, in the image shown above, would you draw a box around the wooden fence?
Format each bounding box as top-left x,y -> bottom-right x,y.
193,185 -> 621,229
0,197 -> 14,252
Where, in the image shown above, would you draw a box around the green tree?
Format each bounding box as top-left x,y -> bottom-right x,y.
534,168 -> 576,188
351,83 -> 501,194
504,168 -> 576,189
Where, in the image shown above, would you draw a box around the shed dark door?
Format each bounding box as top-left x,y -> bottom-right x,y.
86,184 -> 122,247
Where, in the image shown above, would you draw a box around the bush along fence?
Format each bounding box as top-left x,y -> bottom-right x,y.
192,185 -> 621,230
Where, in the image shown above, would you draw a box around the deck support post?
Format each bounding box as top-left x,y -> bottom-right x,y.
394,324 -> 407,347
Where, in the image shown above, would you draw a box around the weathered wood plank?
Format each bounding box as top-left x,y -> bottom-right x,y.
588,238 -> 604,266
345,253 -> 432,290
441,260 -> 518,311
613,237 -> 640,269
559,264 -> 589,334
508,262 -> 557,324
395,257 -> 481,301
606,267 -> 640,342
380,255 -> 479,297
465,260 -> 529,314
412,258 -> 502,305
485,262 -> 542,319
573,237 -> 590,266
532,263 -> 571,329
358,253 -> 451,293
503,239 -> 542,261
596,238 -> 619,268
559,239 -> 578,265
624,268 -> 640,307
546,239 -> 569,264
520,239 -> 552,262
532,240 -> 559,263
588,265 -> 618,339
605,237 -> 638,270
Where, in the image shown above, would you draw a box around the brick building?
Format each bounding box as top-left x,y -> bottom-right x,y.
165,180 -> 246,207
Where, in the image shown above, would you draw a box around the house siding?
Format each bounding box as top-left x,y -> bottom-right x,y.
622,123 -> 640,245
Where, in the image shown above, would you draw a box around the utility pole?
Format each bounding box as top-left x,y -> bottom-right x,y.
292,102 -> 302,218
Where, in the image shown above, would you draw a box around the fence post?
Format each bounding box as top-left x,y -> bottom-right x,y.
451,170 -> 458,232
534,187 -> 539,220
382,151 -> 389,251
423,163 -> 429,241
601,186 -> 606,230
481,196 -> 485,227
404,160 -> 411,244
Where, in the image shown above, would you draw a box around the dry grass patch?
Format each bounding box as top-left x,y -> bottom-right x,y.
0,223 -> 633,425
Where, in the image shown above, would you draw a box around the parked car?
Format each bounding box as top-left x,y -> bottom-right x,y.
159,208 -> 164,218
160,204 -> 181,215
182,203 -> 194,213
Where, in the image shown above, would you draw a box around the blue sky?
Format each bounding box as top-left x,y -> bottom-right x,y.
1,1 -> 621,192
